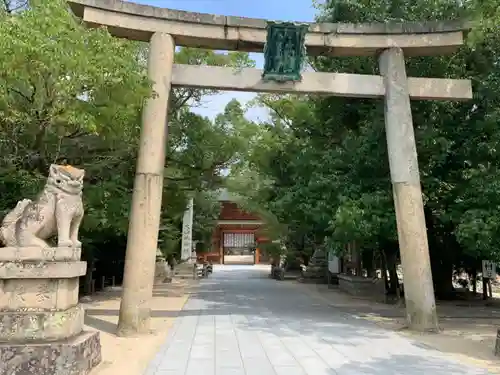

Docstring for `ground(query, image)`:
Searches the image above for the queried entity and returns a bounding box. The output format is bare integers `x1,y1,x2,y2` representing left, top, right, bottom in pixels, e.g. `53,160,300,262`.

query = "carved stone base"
0,246,81,262
0,304,84,342
174,262,196,279
0,330,101,375
154,260,172,285
338,274,385,298
0,246,98,374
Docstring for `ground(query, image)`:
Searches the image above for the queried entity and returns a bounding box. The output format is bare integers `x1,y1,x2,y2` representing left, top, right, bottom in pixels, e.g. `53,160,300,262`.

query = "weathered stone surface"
0,330,101,375
0,277,79,311
67,0,467,57
0,247,81,262
180,198,194,262
300,249,328,283
0,163,101,373
67,0,468,33
0,164,85,249
174,262,196,280
338,274,385,297
169,65,472,101
379,47,438,331
0,304,84,342
116,32,174,337
316,20,468,34
154,260,172,284
0,261,86,279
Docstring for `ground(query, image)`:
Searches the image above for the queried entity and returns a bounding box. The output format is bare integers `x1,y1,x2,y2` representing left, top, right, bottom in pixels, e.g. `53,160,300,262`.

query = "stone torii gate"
68,0,472,335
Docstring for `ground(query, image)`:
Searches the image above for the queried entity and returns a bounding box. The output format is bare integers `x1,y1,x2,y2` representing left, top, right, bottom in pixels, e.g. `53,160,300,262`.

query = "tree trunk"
385,250,399,295
472,268,477,294
483,277,489,300
425,207,455,299
432,260,454,299
350,241,362,276
380,238,401,297
362,249,374,278
381,251,390,292
388,260,400,295
83,257,94,296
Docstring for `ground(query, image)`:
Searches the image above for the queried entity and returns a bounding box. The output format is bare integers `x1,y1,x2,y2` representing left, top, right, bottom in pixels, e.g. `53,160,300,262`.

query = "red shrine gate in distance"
198,189,270,265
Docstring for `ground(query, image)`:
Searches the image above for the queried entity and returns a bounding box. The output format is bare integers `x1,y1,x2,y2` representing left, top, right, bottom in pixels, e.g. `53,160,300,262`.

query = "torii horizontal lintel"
171,65,472,101
67,0,468,57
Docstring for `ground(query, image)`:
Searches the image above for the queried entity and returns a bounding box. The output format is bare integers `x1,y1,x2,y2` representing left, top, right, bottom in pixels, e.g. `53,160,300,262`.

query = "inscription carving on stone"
4,280,55,310
182,224,191,241
42,247,55,260
0,164,85,248
13,283,26,305
0,280,6,309
36,282,51,304
181,198,194,261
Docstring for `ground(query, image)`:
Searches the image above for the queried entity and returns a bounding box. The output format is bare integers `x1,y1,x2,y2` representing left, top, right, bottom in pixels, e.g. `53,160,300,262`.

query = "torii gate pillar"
117,32,174,336
379,47,438,331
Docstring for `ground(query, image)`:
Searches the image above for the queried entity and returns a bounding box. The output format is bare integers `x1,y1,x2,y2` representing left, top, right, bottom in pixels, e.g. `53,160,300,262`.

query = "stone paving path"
144,265,494,375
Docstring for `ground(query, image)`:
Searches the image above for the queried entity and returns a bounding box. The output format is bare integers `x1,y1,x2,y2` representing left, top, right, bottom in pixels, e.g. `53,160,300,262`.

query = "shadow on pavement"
85,265,497,374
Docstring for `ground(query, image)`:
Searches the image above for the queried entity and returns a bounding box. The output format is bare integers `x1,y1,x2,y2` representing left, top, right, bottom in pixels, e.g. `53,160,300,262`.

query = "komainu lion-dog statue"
0,164,85,248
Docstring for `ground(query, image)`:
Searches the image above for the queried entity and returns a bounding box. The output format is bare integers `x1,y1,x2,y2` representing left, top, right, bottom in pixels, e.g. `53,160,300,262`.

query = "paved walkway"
144,265,494,375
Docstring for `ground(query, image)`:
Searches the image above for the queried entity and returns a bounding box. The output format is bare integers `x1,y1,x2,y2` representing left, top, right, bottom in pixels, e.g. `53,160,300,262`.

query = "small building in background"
198,189,270,265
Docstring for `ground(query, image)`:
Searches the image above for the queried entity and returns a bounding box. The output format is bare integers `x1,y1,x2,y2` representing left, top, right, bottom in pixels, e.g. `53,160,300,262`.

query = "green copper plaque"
262,21,308,82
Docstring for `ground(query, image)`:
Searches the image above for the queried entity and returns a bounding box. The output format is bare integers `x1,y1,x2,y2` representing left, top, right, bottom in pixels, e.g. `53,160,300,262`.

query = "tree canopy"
228,0,500,297
0,0,254,264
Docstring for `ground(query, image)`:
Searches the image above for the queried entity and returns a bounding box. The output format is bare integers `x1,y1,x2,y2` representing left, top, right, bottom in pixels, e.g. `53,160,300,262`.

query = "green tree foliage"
232,0,500,297
0,0,254,266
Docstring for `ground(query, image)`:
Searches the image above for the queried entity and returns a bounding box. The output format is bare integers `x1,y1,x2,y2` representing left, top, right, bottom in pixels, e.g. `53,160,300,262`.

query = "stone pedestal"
154,259,172,284
299,249,328,283
0,247,101,375
174,262,197,280
338,274,385,298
